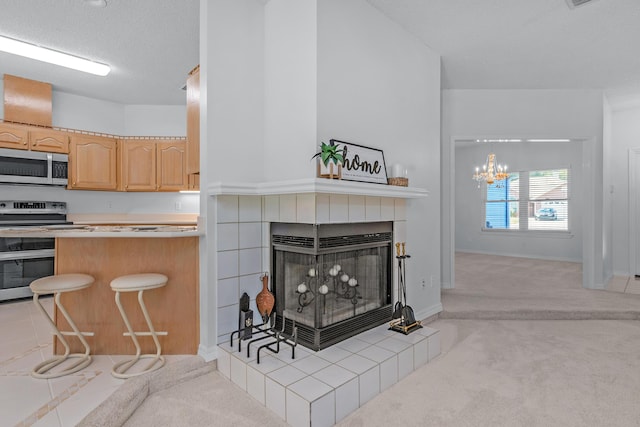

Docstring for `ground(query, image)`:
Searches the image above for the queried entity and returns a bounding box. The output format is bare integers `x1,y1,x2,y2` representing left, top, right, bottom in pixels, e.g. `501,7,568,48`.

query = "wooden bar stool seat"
30,274,95,379
110,273,168,378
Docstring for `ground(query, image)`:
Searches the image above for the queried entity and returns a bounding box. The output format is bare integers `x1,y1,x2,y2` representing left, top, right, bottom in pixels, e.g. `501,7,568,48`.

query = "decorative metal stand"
295,264,362,315
389,242,422,335
230,313,298,364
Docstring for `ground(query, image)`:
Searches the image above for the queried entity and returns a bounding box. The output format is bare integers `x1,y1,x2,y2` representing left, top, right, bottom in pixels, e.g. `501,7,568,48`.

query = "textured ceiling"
366,0,640,96
1,0,639,107
0,0,198,105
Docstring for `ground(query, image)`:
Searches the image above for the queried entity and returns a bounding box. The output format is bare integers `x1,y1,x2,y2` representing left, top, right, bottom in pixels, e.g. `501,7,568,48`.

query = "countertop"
0,224,202,238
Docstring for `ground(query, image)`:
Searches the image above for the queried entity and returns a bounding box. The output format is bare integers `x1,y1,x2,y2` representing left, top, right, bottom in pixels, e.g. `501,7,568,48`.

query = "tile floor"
0,297,188,427
217,323,441,427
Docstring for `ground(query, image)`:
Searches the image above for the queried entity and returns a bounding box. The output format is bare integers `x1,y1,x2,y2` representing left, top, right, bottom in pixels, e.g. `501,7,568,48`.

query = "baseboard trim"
198,344,218,362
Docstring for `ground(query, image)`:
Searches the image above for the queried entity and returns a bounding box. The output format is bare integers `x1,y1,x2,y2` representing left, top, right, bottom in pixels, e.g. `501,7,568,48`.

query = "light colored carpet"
80,253,640,426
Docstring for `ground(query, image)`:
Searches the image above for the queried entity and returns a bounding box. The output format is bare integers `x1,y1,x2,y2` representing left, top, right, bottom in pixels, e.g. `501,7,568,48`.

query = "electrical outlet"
421,279,426,288
175,201,182,211
107,200,112,209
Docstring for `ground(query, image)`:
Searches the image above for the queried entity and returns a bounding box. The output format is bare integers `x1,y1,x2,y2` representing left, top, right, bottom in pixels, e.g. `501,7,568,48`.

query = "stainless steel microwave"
0,147,68,186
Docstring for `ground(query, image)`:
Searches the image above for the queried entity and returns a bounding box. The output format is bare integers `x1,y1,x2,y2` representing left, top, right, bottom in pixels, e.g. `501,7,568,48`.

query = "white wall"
610,100,640,276
263,0,317,181
123,105,186,136
317,0,442,318
455,142,583,261
52,91,125,134
442,89,606,288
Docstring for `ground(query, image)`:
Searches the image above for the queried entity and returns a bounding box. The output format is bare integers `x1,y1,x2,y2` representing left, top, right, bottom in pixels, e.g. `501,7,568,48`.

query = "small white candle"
308,268,316,277
297,283,307,294
318,284,329,295
333,264,341,272
348,278,358,287
329,268,338,277
340,274,350,283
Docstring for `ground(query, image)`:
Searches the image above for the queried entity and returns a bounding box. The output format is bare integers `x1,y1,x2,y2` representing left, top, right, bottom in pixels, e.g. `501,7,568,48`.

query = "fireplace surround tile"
380,198,395,220
290,355,332,375
329,194,349,222
239,248,262,276
334,377,359,422
239,195,262,222
217,195,239,223
413,337,429,369
394,198,407,220
286,378,335,427
230,355,248,390
336,353,377,375
398,347,415,380
239,222,262,249
217,250,239,279
316,194,330,223
335,337,370,354
348,195,366,222
263,196,280,222
365,196,381,221
358,366,381,405
217,277,239,307
217,223,239,251
379,355,399,391
280,195,297,222
296,193,316,223
428,331,441,361
315,345,351,363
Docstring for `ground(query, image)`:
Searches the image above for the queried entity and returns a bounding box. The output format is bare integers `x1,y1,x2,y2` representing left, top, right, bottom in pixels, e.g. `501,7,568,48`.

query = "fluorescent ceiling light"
0,35,110,76
475,139,521,143
527,139,571,142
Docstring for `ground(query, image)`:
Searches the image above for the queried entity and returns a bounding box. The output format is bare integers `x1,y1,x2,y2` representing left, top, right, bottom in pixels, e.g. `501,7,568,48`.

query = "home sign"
331,139,388,185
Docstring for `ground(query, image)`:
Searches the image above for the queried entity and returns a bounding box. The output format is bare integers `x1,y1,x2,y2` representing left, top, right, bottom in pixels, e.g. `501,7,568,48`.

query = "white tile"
217,277,239,307
381,198,395,221
358,344,395,364
329,194,349,223
261,222,270,248
239,222,262,249
217,250,239,279
336,337,370,353
216,346,231,378
230,355,247,390
335,377,359,422
316,194,330,224
217,304,240,336
394,198,407,220
239,196,262,222
356,328,389,345
217,195,239,223
414,336,429,369
336,353,377,375
359,366,380,405
316,345,351,363
348,195,366,222
376,336,412,354
246,365,266,404
365,196,381,221
239,274,263,301
263,196,280,222
217,223,239,251
239,248,262,276
394,221,407,246
296,193,316,224
290,355,331,375
267,365,307,387
280,195,297,223
285,387,310,427
246,354,287,374
265,378,286,420
288,375,333,403
398,347,414,380
311,390,336,427
428,331,441,361
261,248,270,281
312,364,357,388
380,355,399,391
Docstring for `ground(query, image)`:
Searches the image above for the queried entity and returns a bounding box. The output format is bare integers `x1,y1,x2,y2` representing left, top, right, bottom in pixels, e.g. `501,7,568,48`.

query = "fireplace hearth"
271,221,393,350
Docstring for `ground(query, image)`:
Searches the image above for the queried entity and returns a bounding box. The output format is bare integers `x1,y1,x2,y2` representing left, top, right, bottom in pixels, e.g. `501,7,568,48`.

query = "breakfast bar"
0,225,201,356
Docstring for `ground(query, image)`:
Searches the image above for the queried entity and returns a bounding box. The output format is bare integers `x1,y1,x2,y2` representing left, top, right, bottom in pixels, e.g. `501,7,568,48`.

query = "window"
484,168,569,232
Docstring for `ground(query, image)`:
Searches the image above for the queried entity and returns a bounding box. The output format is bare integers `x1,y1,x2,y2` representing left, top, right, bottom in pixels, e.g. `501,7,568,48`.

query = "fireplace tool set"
230,273,298,364
389,242,422,335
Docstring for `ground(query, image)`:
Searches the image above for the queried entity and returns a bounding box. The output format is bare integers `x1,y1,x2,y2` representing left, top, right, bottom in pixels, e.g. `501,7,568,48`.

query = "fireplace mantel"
207,179,428,198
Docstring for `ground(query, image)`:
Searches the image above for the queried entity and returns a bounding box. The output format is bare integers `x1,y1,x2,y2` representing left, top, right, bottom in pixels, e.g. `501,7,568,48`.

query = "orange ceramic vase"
256,274,275,318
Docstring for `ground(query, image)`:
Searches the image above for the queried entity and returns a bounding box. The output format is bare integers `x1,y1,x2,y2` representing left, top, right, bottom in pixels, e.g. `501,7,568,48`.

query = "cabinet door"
29,129,69,153
0,122,29,150
68,135,117,190
157,141,187,191
120,140,157,191
186,66,199,175
188,173,200,191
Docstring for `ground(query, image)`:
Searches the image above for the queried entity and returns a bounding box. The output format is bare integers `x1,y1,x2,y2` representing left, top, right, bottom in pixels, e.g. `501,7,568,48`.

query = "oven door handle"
0,249,55,261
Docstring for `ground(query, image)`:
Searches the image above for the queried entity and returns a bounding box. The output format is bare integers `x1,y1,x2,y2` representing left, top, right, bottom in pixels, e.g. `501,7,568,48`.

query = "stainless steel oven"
0,201,68,301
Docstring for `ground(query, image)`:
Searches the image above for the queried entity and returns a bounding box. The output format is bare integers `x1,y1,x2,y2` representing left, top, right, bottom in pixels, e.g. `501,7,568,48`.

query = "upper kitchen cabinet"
186,66,199,176
157,140,187,191
0,122,29,150
118,139,157,191
68,135,117,190
29,129,69,153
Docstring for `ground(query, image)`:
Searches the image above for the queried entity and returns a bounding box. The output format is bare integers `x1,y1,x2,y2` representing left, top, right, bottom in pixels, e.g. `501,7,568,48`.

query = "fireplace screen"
272,222,392,350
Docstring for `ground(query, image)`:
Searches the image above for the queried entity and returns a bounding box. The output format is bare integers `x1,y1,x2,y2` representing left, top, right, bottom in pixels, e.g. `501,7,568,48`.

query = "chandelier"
472,153,509,186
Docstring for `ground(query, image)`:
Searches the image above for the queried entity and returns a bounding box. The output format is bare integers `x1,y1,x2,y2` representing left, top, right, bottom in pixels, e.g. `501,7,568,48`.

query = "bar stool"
30,274,95,379
110,273,168,378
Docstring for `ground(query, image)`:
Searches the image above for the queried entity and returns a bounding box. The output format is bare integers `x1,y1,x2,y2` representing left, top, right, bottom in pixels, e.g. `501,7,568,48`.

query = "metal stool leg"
32,293,93,379
112,290,166,378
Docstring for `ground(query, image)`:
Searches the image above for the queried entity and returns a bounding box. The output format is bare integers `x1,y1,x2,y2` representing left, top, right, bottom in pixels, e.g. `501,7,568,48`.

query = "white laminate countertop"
0,224,202,238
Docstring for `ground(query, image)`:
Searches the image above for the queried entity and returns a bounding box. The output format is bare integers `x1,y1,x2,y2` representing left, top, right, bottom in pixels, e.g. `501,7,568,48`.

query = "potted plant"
312,140,344,179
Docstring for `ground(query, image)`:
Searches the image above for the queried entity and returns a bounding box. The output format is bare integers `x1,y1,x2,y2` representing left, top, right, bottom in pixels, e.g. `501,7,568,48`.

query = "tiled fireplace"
212,183,437,426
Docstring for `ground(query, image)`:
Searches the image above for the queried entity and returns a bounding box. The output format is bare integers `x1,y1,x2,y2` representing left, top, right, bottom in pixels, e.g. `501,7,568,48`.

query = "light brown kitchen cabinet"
0,122,30,150
118,139,186,192
118,139,157,191
187,173,200,191
157,141,187,191
186,66,199,175
68,135,117,190
29,129,69,153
